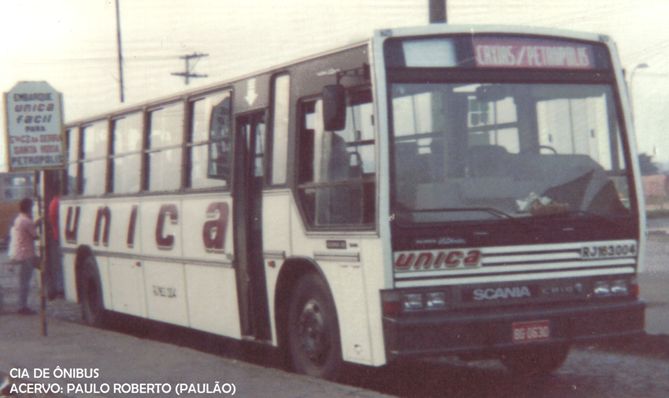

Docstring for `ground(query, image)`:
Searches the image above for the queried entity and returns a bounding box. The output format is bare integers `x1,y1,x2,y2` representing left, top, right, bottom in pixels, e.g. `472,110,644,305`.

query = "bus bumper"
383,300,645,359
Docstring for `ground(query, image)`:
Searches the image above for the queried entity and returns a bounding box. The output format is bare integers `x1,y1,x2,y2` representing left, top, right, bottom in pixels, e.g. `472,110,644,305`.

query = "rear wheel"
500,344,570,376
80,256,107,327
287,274,342,380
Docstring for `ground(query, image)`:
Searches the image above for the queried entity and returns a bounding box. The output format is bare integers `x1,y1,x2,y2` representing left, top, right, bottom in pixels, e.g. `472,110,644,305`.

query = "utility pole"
429,0,447,23
171,53,209,85
115,0,125,102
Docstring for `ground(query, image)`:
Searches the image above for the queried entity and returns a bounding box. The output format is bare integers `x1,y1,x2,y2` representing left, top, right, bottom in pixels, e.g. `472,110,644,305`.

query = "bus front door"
234,112,271,341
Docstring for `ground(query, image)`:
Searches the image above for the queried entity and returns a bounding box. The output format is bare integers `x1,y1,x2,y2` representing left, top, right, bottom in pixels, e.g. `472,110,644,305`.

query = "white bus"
61,25,645,379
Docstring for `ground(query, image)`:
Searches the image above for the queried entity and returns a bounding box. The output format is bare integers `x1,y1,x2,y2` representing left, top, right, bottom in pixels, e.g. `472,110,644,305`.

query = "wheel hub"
298,299,330,364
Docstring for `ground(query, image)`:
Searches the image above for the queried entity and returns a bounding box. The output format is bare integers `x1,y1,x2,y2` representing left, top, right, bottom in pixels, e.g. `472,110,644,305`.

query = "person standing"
11,198,41,315
47,192,64,299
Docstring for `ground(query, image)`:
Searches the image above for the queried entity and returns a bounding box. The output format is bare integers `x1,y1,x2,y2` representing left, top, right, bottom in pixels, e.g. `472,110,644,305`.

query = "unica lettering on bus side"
59,24,644,380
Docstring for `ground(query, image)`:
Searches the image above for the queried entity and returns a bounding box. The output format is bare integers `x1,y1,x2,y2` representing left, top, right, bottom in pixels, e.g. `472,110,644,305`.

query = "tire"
287,273,342,380
80,256,107,327
500,344,570,377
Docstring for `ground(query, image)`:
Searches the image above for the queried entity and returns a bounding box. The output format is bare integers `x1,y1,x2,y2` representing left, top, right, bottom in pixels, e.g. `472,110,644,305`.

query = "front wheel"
500,344,570,376
79,256,107,327
287,274,342,380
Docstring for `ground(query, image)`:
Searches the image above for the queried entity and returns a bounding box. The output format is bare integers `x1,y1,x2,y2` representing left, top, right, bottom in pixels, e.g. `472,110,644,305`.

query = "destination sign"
385,35,607,70
473,37,595,70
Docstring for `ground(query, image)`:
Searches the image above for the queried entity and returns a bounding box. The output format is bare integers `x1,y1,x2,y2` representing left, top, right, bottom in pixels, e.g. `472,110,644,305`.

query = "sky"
2,0,668,170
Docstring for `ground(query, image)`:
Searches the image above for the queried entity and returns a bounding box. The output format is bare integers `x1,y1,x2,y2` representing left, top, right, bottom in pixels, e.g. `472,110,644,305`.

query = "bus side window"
148,102,184,192
81,120,108,196
65,128,80,195
189,90,231,189
111,112,143,194
270,74,290,185
208,97,232,182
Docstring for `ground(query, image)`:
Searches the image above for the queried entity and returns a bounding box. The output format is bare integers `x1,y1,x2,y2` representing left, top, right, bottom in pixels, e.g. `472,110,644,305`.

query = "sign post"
4,81,65,337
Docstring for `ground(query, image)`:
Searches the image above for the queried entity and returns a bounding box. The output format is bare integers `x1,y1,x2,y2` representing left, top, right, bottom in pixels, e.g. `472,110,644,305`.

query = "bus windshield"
390,82,632,223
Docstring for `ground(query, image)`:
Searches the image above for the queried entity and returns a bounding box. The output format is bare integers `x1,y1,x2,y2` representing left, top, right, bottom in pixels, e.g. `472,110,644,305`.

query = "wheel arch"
274,256,334,351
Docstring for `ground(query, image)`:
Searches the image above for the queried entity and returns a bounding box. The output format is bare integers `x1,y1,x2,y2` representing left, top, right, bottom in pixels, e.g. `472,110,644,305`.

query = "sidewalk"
0,262,42,316
0,264,387,398
0,303,387,398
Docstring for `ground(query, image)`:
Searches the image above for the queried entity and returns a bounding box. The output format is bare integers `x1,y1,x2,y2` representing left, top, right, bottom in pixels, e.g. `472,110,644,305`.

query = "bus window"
148,102,184,192
111,113,143,194
252,118,266,178
467,95,520,153
81,121,108,196
190,91,230,188
208,97,232,182
298,90,376,228
537,90,620,170
271,74,290,185
65,128,80,195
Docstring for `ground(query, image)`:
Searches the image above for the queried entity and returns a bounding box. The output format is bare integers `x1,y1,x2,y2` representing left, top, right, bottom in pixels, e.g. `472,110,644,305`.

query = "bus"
60,24,645,379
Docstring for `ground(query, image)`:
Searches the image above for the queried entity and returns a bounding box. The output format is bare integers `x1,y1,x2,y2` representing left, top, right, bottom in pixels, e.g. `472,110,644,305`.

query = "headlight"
610,280,629,295
426,292,446,309
402,292,448,311
402,293,423,311
593,279,630,298
593,281,611,297
382,290,449,315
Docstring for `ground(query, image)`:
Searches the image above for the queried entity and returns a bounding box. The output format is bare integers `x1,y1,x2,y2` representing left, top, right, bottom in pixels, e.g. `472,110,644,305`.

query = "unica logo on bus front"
393,249,482,272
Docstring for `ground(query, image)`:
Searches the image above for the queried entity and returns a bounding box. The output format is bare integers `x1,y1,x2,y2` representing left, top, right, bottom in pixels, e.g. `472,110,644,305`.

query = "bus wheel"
500,344,570,376
287,274,342,380
80,256,106,327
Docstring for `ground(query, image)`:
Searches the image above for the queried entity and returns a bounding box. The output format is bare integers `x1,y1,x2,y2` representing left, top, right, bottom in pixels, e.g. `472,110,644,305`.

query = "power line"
170,52,209,85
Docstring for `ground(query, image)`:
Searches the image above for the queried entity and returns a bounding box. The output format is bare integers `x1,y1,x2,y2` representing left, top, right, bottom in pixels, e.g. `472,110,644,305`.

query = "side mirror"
322,85,346,131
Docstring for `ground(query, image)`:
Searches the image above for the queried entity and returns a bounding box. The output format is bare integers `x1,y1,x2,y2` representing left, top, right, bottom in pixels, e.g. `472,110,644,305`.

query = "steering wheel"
539,145,557,154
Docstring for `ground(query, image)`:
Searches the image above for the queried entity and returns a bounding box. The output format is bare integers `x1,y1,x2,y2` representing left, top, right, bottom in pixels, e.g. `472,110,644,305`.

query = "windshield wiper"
410,207,512,218
396,207,529,225
536,209,624,227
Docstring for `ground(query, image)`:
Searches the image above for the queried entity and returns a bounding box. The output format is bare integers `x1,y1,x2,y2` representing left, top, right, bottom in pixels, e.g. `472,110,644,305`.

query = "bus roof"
375,24,611,44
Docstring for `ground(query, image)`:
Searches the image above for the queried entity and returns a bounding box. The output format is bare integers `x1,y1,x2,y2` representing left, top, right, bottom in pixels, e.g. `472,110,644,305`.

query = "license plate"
512,320,550,343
